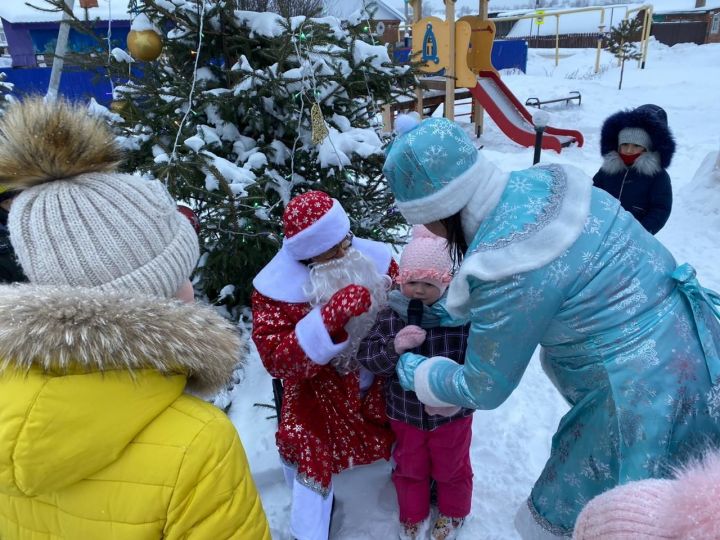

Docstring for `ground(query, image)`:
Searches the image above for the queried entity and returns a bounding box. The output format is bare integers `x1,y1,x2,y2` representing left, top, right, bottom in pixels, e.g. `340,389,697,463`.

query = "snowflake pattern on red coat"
283,191,334,238
251,287,394,495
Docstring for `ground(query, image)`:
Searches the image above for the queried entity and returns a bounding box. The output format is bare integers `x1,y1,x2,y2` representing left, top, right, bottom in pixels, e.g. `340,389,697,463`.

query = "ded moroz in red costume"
252,191,396,496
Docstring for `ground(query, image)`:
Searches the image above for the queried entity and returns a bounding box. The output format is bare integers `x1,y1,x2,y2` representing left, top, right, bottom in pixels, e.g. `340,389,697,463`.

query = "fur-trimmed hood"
600,104,675,169
599,149,663,176
0,284,243,396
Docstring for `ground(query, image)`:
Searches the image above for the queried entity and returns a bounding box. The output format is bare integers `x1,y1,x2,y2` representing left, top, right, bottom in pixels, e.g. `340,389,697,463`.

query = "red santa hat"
282,190,351,261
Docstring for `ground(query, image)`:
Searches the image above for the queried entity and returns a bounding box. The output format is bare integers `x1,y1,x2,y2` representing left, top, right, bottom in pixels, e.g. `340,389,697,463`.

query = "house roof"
323,0,405,22
654,0,720,14
0,0,131,24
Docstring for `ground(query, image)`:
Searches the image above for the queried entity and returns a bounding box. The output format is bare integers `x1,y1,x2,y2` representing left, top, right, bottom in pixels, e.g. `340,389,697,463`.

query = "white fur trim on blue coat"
447,164,592,318
396,153,493,225
414,356,459,407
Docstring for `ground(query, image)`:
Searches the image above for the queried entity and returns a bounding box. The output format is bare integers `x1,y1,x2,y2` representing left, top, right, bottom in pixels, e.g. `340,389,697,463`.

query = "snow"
129,13,158,32
506,5,640,37
230,40,720,539
380,0,720,18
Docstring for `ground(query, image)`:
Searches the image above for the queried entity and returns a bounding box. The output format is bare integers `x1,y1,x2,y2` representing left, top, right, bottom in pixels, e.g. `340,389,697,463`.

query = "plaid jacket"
357,307,473,430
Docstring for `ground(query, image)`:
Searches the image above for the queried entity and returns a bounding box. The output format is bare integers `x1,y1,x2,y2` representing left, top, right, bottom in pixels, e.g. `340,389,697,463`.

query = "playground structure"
386,2,653,152
384,0,583,153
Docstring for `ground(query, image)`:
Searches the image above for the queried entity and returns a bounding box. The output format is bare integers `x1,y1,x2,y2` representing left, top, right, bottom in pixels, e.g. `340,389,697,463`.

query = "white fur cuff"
414,356,459,407
295,306,349,365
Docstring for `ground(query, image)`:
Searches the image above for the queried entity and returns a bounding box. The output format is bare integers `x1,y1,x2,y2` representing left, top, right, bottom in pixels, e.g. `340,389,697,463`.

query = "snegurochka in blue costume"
382,115,720,539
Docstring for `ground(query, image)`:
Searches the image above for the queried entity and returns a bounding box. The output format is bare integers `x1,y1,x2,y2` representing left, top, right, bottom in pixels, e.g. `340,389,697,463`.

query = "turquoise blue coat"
398,164,720,536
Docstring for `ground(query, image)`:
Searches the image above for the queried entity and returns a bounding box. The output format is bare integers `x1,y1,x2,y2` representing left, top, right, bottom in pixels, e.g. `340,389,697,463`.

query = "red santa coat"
251,237,397,495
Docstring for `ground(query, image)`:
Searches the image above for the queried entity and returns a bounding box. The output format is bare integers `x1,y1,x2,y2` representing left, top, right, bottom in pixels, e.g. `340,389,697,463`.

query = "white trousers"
282,463,334,540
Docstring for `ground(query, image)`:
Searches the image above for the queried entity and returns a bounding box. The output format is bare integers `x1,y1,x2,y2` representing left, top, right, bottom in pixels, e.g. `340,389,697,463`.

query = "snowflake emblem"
583,215,603,235
707,384,720,421
508,176,532,194
647,251,666,273
524,196,544,216
431,120,455,140
421,144,448,168
548,260,570,284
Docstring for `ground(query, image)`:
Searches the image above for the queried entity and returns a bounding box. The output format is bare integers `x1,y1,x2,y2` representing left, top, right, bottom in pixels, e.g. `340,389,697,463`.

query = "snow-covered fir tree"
48,0,414,317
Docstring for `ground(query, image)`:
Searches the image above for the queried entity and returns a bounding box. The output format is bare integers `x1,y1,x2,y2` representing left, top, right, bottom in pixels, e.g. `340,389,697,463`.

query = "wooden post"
413,0,423,117
595,7,605,74
472,0,488,136
47,0,76,102
382,104,394,132
445,0,455,121
555,15,560,66
640,6,653,69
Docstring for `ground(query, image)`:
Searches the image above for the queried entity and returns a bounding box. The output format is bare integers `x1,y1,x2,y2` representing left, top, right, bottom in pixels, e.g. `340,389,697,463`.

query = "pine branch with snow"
75,0,415,317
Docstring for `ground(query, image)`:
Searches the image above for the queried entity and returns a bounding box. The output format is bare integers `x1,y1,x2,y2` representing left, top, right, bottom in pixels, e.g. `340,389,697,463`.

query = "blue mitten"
396,352,429,391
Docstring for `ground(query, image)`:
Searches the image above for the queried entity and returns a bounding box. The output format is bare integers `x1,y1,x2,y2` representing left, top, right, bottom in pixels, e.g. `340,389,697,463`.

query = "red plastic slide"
469,70,584,153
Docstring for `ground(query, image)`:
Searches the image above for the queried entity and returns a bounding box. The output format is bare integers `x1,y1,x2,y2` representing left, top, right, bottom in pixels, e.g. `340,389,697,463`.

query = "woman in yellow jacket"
0,98,270,540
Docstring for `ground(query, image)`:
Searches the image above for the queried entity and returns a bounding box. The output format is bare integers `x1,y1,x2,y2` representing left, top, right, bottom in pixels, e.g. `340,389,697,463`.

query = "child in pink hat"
358,226,473,540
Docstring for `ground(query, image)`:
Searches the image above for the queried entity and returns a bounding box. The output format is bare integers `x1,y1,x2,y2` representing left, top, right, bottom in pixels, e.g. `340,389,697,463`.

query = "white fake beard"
304,246,391,374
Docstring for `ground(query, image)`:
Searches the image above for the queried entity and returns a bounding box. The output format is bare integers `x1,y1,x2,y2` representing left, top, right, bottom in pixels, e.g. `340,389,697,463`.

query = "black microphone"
407,299,424,327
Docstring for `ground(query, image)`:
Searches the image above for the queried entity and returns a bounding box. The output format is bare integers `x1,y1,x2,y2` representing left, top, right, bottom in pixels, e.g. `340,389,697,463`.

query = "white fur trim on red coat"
295,306,349,365
283,199,350,261
253,237,392,304
414,356,459,407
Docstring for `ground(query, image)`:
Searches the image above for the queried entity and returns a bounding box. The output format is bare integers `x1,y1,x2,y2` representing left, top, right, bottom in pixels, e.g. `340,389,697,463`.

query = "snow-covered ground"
230,40,720,539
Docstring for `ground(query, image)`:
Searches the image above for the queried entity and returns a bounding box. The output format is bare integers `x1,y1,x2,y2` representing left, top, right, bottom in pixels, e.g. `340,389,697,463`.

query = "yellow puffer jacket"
0,285,270,540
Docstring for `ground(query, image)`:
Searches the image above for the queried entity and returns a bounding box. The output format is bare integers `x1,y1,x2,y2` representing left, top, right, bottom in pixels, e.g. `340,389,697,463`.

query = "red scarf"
619,152,642,166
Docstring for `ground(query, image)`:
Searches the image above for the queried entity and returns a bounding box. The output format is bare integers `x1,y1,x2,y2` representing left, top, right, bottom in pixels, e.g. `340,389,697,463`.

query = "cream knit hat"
0,98,198,298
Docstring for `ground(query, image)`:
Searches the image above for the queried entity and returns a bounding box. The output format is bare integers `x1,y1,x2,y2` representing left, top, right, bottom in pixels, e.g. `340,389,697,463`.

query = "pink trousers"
390,416,473,524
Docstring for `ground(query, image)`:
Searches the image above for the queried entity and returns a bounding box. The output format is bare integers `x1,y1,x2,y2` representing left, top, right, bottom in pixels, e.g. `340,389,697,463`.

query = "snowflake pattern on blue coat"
402,166,720,536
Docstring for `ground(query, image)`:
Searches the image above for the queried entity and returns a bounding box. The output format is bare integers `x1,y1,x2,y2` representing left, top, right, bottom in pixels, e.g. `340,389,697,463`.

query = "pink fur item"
573,451,720,539
394,324,427,354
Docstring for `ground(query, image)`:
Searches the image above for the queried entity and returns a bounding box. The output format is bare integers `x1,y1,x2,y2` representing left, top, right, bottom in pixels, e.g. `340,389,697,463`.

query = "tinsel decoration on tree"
0,73,13,114
49,0,415,319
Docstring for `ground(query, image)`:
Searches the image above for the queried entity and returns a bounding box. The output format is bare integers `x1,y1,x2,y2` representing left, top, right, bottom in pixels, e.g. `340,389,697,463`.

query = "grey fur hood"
0,284,244,396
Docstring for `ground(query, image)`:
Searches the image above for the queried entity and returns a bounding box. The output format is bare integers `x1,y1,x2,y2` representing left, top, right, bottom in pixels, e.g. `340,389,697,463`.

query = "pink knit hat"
397,225,453,294
573,451,720,539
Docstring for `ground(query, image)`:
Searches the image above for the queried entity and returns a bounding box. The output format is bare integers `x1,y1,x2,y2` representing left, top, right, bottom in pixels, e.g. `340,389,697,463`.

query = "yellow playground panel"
459,16,498,75
411,17,477,89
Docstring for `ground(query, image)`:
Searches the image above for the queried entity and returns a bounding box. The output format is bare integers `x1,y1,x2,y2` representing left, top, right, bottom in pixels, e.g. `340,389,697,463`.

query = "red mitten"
321,284,372,334
393,325,427,354
425,405,461,417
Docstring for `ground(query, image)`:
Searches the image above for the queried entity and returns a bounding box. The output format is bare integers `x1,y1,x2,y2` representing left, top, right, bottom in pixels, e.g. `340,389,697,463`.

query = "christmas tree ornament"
311,102,329,145
127,28,163,61
109,100,129,114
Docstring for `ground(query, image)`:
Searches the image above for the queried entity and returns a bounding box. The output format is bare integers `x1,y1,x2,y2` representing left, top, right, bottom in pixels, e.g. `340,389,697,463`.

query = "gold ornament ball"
127,29,163,62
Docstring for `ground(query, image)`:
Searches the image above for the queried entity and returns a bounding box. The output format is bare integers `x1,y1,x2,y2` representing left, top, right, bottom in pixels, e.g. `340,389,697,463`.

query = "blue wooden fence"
0,67,115,104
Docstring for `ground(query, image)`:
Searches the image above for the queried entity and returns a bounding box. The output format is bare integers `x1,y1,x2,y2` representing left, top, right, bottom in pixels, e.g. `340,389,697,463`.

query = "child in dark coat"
593,104,676,234
357,226,473,540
